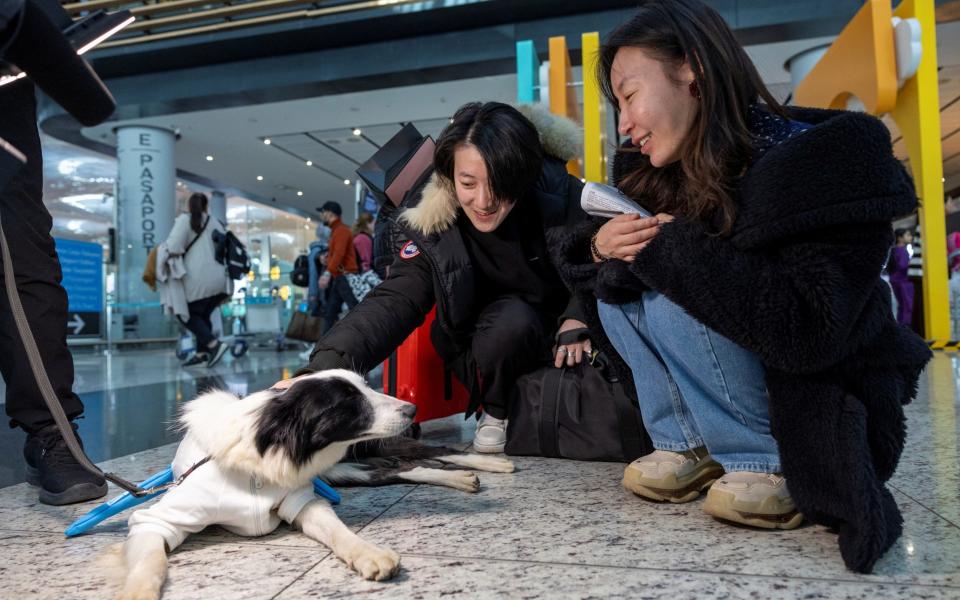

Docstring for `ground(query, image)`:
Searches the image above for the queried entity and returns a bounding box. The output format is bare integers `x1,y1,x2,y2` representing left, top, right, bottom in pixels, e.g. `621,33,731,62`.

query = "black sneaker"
206,341,229,368
23,423,108,505
182,352,210,367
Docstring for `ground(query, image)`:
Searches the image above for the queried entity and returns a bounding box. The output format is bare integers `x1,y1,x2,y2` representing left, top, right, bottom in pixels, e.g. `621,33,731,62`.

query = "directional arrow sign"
68,314,86,335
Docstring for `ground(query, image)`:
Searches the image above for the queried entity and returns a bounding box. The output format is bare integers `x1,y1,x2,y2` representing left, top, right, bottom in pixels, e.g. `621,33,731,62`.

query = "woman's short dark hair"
894,228,911,240
434,102,543,205
598,0,787,235
188,192,208,234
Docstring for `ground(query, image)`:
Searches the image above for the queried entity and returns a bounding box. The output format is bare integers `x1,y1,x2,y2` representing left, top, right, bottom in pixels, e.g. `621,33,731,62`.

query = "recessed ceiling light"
343,179,351,185
297,191,303,196
206,155,214,161
306,160,313,166
256,175,264,181
263,138,271,145
352,128,362,136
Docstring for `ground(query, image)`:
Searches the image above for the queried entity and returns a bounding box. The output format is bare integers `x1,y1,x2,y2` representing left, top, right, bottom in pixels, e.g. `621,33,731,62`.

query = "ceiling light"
256,175,263,181
352,128,362,136
297,191,303,196
343,179,351,185
263,138,271,145
206,155,214,161
306,160,313,166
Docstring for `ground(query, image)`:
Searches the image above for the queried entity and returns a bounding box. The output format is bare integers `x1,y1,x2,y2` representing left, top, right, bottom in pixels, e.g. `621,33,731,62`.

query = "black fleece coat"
550,107,932,573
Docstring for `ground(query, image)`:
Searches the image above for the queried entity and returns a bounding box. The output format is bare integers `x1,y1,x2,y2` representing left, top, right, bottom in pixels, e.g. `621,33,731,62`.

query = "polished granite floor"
0,348,957,599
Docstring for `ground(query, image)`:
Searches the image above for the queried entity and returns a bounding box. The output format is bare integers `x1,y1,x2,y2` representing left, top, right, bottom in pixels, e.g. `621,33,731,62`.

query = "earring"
689,81,700,99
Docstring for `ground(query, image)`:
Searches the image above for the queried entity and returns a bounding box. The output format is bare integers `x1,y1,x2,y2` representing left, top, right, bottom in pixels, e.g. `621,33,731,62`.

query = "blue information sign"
54,238,103,337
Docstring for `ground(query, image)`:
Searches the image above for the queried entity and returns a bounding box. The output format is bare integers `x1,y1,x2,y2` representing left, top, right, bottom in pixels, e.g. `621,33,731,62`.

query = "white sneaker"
473,413,507,454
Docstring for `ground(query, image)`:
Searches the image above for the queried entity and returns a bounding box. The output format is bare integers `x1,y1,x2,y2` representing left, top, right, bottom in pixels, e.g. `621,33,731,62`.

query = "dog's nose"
400,403,417,418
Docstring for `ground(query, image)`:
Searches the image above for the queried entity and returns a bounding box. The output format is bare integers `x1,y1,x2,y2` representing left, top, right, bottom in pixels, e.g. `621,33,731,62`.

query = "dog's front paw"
350,544,401,581
476,456,515,473
115,584,162,600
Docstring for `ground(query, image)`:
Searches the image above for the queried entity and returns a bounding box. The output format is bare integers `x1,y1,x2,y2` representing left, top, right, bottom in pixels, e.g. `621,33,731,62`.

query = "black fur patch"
255,377,374,466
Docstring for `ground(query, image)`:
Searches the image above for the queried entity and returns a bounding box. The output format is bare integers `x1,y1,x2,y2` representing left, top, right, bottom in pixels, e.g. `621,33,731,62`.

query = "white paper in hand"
581,182,653,218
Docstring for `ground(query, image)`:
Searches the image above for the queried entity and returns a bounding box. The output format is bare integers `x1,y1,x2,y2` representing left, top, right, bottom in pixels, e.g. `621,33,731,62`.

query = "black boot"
23,422,107,505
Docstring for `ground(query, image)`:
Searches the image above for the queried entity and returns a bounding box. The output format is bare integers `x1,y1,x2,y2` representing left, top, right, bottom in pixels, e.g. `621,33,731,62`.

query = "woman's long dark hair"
434,102,543,205
598,0,787,234
188,192,208,234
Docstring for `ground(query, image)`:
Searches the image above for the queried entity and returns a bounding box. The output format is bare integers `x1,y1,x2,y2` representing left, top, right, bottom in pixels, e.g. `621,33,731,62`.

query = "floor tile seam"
269,554,337,600
395,552,960,589
889,484,960,529
352,486,423,535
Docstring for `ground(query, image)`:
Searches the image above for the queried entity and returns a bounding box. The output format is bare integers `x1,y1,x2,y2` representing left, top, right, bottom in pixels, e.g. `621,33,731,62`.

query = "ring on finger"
557,347,568,355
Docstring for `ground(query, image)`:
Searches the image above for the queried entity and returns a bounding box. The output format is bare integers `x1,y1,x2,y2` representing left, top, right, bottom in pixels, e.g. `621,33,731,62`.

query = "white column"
209,189,227,225
115,126,176,337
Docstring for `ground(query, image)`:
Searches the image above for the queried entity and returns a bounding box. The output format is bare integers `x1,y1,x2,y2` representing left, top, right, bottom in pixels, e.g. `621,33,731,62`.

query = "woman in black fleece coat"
551,0,931,573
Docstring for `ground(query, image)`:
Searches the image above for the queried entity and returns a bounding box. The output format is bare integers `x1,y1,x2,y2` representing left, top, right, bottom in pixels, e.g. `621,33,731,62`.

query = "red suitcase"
383,307,470,423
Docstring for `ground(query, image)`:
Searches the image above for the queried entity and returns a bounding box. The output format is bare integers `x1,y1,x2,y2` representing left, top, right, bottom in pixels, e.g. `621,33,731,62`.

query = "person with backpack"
165,192,233,367
317,201,359,331
307,224,330,316
352,211,374,273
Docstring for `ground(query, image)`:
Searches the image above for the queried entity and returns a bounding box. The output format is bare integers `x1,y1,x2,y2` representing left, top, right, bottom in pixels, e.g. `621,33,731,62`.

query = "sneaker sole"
622,463,724,503
25,465,108,506
702,488,804,530
472,441,506,454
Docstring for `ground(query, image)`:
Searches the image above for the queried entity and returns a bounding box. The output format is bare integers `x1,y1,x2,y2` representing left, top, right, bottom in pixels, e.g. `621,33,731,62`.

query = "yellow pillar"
891,0,949,342
581,32,607,184
548,35,582,177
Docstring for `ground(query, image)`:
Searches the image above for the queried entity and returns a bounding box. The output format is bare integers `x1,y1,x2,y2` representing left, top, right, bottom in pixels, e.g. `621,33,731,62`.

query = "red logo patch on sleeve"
399,241,420,260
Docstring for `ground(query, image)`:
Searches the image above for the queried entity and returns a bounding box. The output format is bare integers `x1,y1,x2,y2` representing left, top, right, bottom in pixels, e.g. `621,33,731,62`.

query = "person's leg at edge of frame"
642,291,802,529
0,79,106,505
597,298,723,504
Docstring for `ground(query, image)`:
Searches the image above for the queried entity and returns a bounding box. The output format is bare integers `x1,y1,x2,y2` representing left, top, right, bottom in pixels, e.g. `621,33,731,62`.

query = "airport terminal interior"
1,0,960,598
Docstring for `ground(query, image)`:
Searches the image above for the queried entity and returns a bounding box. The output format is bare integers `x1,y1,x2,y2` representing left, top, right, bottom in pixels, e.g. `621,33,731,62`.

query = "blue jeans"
598,293,780,473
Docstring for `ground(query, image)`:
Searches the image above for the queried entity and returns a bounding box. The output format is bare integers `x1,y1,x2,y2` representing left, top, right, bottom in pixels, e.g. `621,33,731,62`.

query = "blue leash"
65,465,341,537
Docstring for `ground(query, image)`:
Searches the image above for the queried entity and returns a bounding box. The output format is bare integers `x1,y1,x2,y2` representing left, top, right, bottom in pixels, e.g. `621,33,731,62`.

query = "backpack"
212,227,251,280
291,254,310,287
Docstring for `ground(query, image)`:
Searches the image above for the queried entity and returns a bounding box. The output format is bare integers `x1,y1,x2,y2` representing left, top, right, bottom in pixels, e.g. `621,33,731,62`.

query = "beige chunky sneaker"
702,472,803,529
622,448,724,503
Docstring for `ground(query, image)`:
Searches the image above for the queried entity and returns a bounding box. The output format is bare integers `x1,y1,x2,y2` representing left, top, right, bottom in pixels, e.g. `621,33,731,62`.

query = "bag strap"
610,378,645,460
556,327,590,346
184,216,209,255
538,367,565,458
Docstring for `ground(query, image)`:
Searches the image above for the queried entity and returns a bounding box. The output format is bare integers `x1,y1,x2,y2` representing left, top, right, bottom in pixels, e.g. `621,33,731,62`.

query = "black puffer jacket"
303,106,586,379
551,107,931,573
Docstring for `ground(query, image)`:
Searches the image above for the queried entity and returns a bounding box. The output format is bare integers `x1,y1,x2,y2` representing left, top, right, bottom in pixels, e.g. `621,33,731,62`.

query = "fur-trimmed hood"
400,104,581,237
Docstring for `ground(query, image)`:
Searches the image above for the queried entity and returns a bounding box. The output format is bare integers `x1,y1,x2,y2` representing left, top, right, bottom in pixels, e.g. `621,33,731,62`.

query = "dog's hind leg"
395,466,481,492
325,462,481,492
114,532,168,600
294,499,400,581
431,453,515,474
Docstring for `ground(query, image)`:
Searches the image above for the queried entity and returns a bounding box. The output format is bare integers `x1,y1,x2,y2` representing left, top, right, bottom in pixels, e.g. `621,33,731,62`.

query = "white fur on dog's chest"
127,434,315,551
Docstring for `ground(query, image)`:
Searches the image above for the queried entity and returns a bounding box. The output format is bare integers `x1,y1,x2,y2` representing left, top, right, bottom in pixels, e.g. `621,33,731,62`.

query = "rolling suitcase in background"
383,307,470,430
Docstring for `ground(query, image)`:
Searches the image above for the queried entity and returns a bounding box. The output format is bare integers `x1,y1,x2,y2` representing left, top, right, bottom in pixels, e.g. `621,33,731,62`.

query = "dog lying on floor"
106,369,514,600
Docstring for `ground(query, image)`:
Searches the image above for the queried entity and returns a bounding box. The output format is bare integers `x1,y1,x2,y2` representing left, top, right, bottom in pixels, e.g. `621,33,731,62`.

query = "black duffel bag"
505,330,651,462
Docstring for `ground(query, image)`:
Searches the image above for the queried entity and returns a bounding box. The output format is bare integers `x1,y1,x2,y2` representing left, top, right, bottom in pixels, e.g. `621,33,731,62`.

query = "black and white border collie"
108,370,513,600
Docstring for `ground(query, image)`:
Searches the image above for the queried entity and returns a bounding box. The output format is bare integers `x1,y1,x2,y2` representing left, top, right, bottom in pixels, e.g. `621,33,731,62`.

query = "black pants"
323,275,359,332
178,295,224,350
0,80,85,432
433,296,552,420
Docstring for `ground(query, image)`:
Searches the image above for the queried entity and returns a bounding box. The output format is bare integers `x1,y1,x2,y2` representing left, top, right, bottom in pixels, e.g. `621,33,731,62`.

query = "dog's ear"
255,376,374,466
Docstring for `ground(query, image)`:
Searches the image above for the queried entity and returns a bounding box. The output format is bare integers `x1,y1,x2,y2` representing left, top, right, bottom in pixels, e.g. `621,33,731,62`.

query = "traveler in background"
353,211,374,273
166,192,232,367
888,228,914,326
307,223,331,317
317,201,359,331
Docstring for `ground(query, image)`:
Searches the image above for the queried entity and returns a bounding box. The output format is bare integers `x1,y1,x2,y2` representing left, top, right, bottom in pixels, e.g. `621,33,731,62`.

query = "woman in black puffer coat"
550,0,930,573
